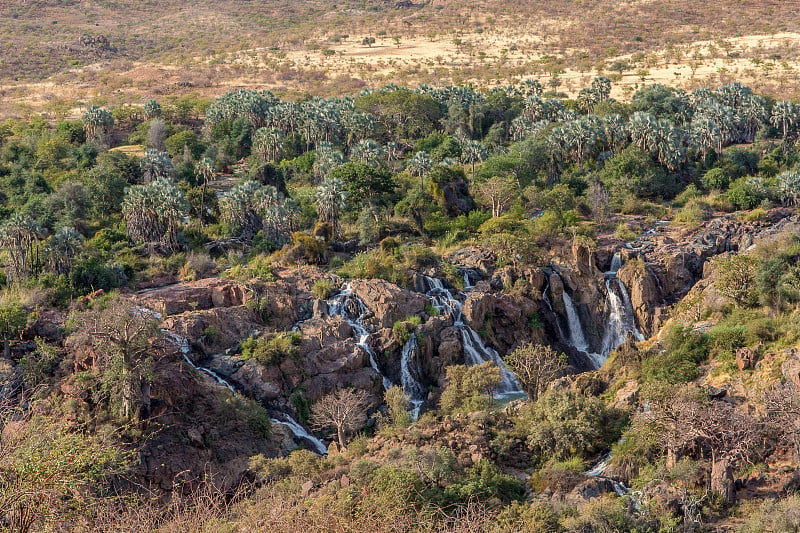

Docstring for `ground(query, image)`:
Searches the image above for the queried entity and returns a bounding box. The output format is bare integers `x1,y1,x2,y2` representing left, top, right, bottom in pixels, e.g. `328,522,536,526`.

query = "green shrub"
515,389,623,465
614,222,636,241
673,198,711,227
311,279,335,300
240,331,302,366
440,363,501,414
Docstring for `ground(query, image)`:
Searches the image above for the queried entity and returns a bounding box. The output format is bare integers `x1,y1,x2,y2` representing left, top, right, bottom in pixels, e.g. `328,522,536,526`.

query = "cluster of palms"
73,77,799,256
121,177,189,252
0,214,84,282
505,81,789,180
219,181,298,242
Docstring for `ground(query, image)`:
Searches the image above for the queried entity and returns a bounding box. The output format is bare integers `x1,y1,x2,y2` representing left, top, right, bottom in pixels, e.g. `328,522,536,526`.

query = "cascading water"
400,334,426,419
561,289,604,369
164,329,329,455
270,414,328,455
585,453,628,497
163,330,238,394
424,276,524,397
600,253,645,360
327,284,393,391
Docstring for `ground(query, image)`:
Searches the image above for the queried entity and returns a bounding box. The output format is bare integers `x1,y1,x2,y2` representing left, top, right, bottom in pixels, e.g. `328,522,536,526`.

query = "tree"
407,151,433,189
351,139,384,168
460,139,487,181
139,149,175,182
503,344,566,401
67,297,169,421
143,99,161,120
220,180,296,242
770,100,797,146
191,157,216,226
81,105,114,143
309,388,371,449
0,302,28,359
0,213,42,282
121,177,189,252
361,36,376,47
44,227,83,275
714,254,758,306
778,170,800,207
314,177,348,239
476,175,517,218
252,127,286,162
643,383,765,502
327,162,395,221
439,362,501,413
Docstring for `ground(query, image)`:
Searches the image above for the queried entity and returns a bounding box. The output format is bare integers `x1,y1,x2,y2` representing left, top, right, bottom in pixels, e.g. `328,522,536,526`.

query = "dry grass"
1,0,799,118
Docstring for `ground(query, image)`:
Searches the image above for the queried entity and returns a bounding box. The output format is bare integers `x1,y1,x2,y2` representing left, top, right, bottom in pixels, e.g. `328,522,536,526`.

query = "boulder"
735,346,759,370
138,278,248,316
613,381,639,408
350,279,427,329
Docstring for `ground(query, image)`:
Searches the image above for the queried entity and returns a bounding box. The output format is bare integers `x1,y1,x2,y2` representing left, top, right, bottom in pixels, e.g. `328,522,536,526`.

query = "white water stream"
424,276,524,397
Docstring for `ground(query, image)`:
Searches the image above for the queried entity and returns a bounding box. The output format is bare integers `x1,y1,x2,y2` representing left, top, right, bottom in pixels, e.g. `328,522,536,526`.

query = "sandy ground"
1,31,799,120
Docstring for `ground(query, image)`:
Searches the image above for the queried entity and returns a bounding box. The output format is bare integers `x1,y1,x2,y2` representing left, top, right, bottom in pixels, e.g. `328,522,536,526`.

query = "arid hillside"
2,0,800,118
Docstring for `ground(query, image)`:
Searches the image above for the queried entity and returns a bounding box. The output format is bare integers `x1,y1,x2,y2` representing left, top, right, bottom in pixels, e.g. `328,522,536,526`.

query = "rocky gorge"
108,208,800,488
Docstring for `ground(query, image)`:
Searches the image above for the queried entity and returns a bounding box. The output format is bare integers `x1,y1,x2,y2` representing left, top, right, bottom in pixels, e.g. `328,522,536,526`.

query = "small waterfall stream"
400,333,426,419
327,284,393,391
270,414,328,455
164,330,238,394
600,253,644,359
561,290,604,369
424,277,524,397
163,329,328,455
585,453,629,497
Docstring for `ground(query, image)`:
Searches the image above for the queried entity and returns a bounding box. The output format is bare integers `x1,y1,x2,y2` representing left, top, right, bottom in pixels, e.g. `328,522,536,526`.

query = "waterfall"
270,414,328,455
400,334,426,419
327,284,393,391
585,453,628,497
423,276,524,397
163,330,238,394
600,255,645,360
561,289,605,369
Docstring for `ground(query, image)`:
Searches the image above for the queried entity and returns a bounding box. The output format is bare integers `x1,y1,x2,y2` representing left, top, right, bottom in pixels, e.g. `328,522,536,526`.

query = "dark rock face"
440,175,475,217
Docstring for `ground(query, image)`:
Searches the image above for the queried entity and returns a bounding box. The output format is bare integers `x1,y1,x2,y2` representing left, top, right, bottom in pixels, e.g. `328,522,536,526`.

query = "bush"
440,363,501,414
673,198,711,227
311,279,336,300
641,324,709,384
515,389,622,466
726,177,763,210
240,331,302,366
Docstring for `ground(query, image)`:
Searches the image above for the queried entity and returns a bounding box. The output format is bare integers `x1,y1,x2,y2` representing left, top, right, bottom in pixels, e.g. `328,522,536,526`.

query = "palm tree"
690,118,721,161
313,143,346,181
122,177,189,252
628,112,658,151
351,139,384,168
82,105,114,143
770,100,797,146
315,178,348,239
602,114,628,154
143,99,161,120
195,157,216,226
252,127,286,162
140,149,175,182
0,213,42,281
45,227,83,275
460,139,487,181
407,151,433,189
778,171,800,207
591,76,612,102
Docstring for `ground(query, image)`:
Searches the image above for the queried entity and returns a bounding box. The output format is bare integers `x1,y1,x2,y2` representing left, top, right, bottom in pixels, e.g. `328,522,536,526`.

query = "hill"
2,1,800,118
